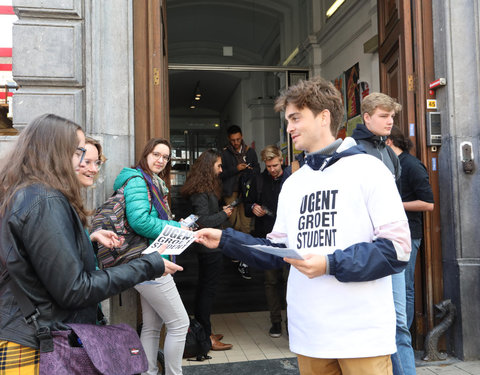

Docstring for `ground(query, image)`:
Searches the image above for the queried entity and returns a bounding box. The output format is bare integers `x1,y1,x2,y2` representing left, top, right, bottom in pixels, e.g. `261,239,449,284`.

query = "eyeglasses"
151,152,170,162
84,159,103,170
76,147,87,164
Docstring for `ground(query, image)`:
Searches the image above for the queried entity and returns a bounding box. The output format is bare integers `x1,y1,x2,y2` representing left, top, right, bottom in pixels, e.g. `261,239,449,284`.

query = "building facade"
1,0,478,360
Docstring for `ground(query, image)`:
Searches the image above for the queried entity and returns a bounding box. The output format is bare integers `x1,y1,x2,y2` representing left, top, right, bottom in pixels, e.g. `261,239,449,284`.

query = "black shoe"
237,262,252,279
269,322,282,338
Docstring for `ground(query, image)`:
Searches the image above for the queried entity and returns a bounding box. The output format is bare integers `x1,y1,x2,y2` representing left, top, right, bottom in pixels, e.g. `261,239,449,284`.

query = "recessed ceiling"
166,0,295,114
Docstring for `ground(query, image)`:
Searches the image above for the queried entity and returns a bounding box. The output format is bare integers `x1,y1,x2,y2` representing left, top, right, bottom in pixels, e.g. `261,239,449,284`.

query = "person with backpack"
181,149,234,351
113,138,189,375
0,114,182,374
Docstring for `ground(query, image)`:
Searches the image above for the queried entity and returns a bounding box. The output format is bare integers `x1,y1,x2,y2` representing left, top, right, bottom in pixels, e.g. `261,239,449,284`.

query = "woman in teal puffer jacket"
114,138,189,375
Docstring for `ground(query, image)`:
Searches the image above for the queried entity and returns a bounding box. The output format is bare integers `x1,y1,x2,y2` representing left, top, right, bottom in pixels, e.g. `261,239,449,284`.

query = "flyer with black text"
142,225,195,255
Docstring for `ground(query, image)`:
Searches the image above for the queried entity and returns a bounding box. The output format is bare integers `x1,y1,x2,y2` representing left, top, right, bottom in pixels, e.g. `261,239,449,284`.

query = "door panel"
378,0,442,350
133,0,170,161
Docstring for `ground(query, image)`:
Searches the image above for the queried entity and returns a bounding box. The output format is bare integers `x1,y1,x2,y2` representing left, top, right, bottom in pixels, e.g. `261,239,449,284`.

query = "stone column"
12,0,138,328
433,0,480,360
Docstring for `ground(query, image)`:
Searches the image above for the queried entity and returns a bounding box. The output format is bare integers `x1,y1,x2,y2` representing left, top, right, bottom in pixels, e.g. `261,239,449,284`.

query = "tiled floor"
182,311,480,375
182,311,294,367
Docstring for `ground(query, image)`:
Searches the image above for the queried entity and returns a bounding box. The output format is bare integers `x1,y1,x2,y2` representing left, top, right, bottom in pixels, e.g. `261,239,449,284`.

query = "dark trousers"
264,265,289,324
194,251,223,336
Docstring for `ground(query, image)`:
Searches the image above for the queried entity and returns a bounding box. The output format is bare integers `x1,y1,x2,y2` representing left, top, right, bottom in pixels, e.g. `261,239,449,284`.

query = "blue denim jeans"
391,271,416,375
405,238,422,329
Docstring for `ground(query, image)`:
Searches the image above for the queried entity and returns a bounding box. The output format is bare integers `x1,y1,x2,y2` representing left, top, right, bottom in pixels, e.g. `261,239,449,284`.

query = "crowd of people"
0,76,433,375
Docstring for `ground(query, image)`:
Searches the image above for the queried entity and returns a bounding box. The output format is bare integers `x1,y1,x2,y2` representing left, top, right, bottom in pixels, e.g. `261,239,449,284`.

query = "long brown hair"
135,138,172,190
0,113,89,225
181,149,222,199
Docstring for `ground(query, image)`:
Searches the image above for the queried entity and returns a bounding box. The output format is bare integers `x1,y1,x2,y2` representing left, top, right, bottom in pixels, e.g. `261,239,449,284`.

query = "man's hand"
90,230,124,249
195,228,222,249
284,254,327,279
252,203,266,217
237,163,253,171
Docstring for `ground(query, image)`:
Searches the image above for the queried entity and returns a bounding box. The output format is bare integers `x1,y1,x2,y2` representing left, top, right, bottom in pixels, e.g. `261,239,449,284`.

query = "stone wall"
11,0,138,327
433,0,480,360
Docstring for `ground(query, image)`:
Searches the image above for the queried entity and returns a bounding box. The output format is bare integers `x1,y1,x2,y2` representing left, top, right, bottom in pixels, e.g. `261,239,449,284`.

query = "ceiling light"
326,0,345,18
214,123,220,128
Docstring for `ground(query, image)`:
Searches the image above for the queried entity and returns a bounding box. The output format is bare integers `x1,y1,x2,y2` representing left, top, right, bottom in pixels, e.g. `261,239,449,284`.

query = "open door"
133,0,170,161
378,0,443,349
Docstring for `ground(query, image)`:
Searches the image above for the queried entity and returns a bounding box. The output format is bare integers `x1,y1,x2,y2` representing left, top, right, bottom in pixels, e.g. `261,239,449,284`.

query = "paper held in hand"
142,225,195,256
246,244,304,260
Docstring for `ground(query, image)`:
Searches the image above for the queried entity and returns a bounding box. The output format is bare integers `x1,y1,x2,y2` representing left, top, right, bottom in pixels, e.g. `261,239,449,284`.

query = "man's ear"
363,112,370,125
321,109,331,127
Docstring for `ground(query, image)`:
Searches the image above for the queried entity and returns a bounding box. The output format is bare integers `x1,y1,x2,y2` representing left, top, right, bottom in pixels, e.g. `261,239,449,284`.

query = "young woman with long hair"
181,149,233,350
113,138,189,375
0,114,181,374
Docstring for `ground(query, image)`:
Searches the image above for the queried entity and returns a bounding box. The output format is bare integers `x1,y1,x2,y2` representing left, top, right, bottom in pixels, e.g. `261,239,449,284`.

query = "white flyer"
246,244,304,260
142,225,195,256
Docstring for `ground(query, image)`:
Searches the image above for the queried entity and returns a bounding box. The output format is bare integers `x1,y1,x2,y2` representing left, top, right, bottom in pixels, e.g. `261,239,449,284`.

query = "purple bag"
39,323,148,375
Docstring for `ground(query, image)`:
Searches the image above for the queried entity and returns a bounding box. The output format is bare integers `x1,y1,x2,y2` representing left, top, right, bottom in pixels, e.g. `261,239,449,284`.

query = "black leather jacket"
0,184,166,349
189,192,228,253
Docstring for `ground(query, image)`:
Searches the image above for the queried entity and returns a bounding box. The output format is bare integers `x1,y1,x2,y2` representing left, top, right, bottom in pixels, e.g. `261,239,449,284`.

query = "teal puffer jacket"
113,168,180,241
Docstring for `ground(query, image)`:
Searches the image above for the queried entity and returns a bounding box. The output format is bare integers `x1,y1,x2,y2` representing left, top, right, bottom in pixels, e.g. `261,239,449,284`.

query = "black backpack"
182,318,212,361
91,176,150,268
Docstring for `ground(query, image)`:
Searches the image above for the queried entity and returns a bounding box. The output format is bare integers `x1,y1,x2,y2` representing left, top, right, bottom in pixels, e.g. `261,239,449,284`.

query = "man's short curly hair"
274,76,345,137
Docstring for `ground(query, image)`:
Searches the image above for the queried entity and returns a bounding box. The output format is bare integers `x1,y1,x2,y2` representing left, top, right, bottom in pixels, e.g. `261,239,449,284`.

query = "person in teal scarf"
113,138,189,375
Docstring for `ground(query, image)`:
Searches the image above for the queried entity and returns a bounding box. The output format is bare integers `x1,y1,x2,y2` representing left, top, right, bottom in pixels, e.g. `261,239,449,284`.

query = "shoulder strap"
121,175,153,214
3,270,54,352
386,146,401,180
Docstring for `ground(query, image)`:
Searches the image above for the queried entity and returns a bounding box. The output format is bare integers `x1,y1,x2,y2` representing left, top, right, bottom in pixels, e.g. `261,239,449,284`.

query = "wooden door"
378,0,443,349
133,0,170,161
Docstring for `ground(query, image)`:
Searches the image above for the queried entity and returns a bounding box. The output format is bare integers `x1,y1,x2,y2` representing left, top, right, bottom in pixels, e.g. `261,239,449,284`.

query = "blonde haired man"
245,145,288,337
352,92,416,375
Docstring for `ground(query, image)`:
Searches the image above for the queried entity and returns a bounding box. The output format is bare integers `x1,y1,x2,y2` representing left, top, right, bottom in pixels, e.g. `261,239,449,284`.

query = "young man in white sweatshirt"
195,76,411,375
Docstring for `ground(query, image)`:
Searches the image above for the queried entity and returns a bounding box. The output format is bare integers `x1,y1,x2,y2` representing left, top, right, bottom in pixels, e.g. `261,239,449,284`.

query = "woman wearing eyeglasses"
0,115,182,374
113,138,189,375
76,137,120,249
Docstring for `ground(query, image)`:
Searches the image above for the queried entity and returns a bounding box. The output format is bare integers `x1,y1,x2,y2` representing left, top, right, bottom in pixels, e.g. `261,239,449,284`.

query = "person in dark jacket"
181,149,233,350
351,95,402,192
352,92,415,375
0,114,181,374
220,125,260,279
386,126,434,328
244,145,289,338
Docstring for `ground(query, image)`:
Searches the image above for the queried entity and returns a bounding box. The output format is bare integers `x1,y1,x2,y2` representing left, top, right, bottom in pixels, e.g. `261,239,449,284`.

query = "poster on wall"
333,73,347,124
345,63,360,119
346,115,363,137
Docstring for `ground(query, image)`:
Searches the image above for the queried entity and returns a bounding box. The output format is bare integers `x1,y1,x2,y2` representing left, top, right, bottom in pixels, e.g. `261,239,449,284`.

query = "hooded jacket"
216,137,410,281
0,184,165,349
352,123,401,190
214,137,411,358
113,168,180,241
